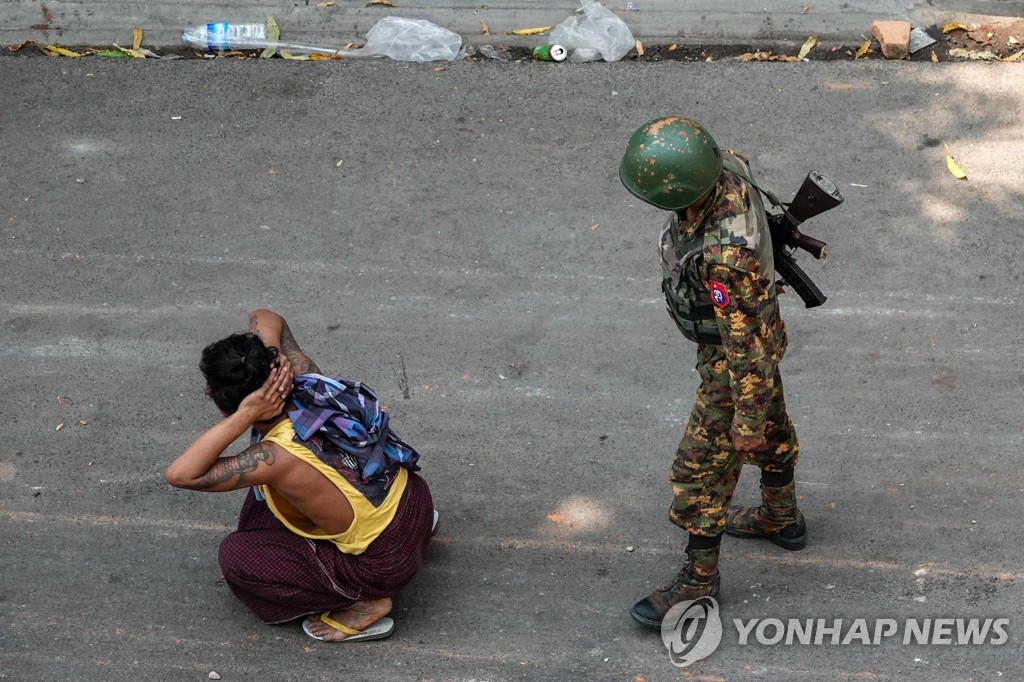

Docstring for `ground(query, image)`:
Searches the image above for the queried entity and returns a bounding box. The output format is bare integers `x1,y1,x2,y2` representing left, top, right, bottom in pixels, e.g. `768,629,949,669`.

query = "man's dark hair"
200,333,279,414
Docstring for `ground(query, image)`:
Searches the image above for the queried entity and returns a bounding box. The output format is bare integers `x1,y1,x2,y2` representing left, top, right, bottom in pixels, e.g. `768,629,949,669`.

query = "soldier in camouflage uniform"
619,117,807,629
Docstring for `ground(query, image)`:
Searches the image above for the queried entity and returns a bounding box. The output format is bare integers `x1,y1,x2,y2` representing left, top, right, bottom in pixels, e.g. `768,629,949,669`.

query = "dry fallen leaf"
930,49,938,62
1004,49,1024,62
280,50,312,60
854,39,872,58
943,143,967,180
797,35,817,59
942,22,971,33
480,19,490,35
46,45,85,57
667,43,678,51
802,4,810,12
511,26,552,36
366,0,394,6
316,0,336,6
310,52,340,60
79,420,88,426
948,47,999,60
635,39,644,57
132,27,143,51
55,423,65,432
113,43,146,58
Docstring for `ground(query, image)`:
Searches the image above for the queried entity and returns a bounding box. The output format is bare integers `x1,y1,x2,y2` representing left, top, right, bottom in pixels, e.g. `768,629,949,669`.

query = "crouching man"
165,308,435,642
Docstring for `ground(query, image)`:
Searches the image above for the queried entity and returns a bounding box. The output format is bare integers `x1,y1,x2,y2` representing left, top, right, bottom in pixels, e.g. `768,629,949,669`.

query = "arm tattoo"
196,443,276,490
280,323,321,374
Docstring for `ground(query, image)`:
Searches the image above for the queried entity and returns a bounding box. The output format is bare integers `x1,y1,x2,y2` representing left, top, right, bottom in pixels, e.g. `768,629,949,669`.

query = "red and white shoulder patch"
709,281,730,308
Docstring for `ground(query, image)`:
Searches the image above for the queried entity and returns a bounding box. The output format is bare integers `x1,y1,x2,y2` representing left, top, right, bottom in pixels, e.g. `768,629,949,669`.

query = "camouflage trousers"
669,343,799,536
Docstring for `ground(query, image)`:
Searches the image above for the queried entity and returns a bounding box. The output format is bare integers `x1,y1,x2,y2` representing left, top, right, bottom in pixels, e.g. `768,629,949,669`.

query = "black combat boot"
630,545,720,629
725,479,807,551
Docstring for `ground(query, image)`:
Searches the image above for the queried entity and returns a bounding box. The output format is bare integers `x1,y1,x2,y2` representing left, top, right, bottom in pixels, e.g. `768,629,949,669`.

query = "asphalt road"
1,57,1022,681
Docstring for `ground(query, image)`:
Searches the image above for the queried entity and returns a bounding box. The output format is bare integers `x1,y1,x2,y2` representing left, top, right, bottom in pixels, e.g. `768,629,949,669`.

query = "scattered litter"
532,44,567,61
55,422,65,431
854,39,873,58
913,595,927,602
132,27,143,51
208,673,221,681
171,116,182,120
569,47,601,62
316,0,336,6
479,45,512,60
736,51,800,62
79,420,89,426
367,0,395,6
550,0,635,62
75,178,85,184
480,19,490,35
626,546,634,552
849,183,867,188
634,39,644,57
626,2,640,10
183,17,464,62
908,27,936,53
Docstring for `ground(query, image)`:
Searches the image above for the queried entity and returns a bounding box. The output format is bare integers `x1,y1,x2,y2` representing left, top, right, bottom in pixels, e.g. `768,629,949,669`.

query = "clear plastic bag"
360,17,463,62
550,0,635,63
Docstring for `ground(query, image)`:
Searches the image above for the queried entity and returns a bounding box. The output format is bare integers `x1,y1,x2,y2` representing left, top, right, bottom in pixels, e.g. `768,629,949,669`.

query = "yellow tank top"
256,420,408,555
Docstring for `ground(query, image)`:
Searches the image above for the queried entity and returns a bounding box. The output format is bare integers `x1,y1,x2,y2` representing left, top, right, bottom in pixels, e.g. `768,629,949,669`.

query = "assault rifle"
766,171,843,308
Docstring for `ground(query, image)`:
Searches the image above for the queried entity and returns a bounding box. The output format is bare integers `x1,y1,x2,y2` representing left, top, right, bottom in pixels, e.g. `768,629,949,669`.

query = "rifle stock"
767,171,842,308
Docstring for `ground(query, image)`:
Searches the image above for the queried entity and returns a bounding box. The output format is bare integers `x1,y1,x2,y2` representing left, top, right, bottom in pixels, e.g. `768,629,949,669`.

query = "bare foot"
304,597,392,641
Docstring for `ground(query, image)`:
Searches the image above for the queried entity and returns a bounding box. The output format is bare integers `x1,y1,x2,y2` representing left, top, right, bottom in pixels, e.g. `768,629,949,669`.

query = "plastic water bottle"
182,23,269,51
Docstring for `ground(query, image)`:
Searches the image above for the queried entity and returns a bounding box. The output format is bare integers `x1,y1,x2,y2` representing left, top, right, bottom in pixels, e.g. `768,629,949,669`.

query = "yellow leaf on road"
261,16,280,59
931,49,938,62
942,22,971,33
132,27,143,51
854,39,872,58
46,45,85,57
367,0,394,5
943,144,967,180
511,26,552,35
480,19,490,35
316,0,336,6
797,35,817,59
112,43,146,58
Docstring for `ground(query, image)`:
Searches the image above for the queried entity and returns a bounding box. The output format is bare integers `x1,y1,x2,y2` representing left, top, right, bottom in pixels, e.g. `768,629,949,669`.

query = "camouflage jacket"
660,151,787,438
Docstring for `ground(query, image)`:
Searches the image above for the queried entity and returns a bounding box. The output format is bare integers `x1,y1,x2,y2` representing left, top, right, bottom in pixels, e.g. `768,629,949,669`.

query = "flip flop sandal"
302,613,395,642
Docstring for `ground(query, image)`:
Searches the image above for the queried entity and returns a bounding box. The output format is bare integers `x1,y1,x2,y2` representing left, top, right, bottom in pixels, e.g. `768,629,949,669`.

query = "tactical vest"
660,155,774,345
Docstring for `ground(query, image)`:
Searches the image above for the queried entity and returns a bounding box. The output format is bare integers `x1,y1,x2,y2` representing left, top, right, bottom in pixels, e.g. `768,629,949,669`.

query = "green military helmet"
619,117,723,210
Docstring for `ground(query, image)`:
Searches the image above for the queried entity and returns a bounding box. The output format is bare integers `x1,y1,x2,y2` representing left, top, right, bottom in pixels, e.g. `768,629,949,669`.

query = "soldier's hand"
731,428,766,453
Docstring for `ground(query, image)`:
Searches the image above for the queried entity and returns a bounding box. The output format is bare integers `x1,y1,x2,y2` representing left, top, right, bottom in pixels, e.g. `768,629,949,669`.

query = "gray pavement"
2,15,1024,682
1,0,1023,50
